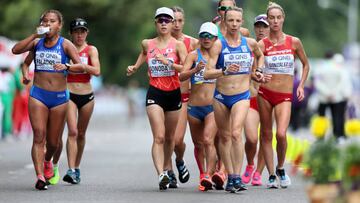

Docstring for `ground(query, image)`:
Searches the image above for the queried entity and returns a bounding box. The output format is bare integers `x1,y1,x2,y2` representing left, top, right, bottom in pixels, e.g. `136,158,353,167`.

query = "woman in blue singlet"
204,7,269,193
12,10,84,190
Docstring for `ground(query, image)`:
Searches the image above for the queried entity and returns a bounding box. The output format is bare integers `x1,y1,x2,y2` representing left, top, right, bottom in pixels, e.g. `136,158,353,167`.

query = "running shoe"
211,171,226,190
200,174,213,191
35,175,48,190
75,168,81,183
48,166,60,185
167,170,178,189
267,175,278,189
176,160,190,183
43,161,54,179
251,171,263,186
241,165,255,184
276,168,291,188
198,184,206,191
63,169,78,184
158,171,170,190
225,176,234,193
233,177,247,192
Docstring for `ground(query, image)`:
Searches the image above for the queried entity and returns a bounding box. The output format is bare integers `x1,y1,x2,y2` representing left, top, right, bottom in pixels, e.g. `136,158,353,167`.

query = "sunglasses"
199,32,216,39
156,17,173,24
218,6,231,11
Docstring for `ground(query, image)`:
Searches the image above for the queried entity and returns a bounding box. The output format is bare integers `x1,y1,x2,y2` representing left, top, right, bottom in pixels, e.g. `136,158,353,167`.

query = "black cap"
70,18,88,32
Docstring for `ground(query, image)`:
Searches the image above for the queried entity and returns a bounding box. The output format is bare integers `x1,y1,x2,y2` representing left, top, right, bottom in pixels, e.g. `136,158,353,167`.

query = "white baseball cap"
198,22,218,36
154,7,174,19
254,14,269,26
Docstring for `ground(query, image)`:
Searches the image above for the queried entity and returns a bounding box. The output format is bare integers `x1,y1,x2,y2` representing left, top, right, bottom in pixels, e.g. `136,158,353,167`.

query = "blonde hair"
224,6,243,20
266,2,285,17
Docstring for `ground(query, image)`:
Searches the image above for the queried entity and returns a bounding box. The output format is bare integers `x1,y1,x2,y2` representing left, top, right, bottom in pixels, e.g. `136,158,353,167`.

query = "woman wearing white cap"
257,2,309,189
179,22,218,191
126,7,187,190
204,7,268,193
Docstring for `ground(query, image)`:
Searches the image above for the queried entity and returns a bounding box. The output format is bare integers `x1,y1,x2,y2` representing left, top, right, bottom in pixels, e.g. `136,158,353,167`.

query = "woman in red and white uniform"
162,6,198,187
54,18,100,185
127,7,187,190
257,2,309,189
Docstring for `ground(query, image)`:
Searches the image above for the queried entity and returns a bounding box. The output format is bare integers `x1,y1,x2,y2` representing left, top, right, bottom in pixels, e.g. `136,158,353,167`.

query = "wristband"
167,60,174,68
255,68,263,73
222,67,228,76
65,63,71,71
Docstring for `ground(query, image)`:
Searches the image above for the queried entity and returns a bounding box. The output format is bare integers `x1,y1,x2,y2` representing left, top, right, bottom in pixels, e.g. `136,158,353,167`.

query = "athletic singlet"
35,37,69,73
216,36,254,75
263,35,295,75
146,38,180,91
67,45,92,83
191,49,216,85
183,36,191,53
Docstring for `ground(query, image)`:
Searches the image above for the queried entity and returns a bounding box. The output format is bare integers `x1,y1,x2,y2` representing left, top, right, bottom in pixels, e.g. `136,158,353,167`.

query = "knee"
261,129,273,143
47,139,59,151
203,136,214,147
219,130,231,143
154,136,165,145
32,129,46,145
246,136,258,147
276,130,287,142
231,129,242,142
77,130,86,140
68,127,78,138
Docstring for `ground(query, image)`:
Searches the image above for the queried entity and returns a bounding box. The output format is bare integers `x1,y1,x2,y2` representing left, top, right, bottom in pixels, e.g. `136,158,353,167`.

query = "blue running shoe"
75,168,81,183
225,176,235,193
167,170,178,188
63,169,78,184
233,177,247,192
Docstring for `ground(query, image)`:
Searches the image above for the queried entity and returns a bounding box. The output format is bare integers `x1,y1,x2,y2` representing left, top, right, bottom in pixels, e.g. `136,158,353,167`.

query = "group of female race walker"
12,0,309,193
127,0,309,193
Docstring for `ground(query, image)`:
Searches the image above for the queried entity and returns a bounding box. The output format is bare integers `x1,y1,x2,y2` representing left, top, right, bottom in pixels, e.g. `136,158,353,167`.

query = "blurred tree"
1,0,356,86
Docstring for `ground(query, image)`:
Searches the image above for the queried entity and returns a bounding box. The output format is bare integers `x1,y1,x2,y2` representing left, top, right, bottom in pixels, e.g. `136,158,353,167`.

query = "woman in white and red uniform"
257,2,309,189
127,7,187,190
53,18,100,185
161,6,198,188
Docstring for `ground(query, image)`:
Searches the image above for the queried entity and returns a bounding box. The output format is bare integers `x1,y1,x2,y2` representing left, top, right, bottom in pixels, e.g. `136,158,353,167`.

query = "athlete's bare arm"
204,40,223,80
293,37,310,101
127,39,148,76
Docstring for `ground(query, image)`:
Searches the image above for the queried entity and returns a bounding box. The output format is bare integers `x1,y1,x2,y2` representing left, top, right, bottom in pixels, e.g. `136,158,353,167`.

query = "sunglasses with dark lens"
218,6,231,11
199,32,215,39
156,17,173,24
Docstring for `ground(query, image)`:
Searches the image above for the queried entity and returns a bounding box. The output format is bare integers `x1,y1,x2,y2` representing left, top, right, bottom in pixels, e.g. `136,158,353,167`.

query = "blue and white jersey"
191,49,216,85
216,37,253,75
34,37,69,73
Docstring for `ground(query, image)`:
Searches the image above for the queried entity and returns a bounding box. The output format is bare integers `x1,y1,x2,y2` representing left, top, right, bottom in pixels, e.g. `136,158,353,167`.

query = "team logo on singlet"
222,48,230,54
241,45,248,52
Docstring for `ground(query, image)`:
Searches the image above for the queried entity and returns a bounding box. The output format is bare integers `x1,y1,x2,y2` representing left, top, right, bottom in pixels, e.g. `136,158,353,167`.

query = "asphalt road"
0,99,309,203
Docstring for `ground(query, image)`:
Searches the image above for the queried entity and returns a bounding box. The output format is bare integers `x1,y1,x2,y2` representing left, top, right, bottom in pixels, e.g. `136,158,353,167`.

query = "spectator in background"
0,67,16,141
313,51,352,139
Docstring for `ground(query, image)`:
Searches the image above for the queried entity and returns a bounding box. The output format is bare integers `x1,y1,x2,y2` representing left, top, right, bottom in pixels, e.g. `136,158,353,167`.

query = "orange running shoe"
200,174,213,191
211,171,226,190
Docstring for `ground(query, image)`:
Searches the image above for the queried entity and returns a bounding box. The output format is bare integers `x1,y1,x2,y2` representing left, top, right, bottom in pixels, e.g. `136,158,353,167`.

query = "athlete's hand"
296,86,305,102
54,63,66,71
226,64,240,73
195,61,205,73
155,54,168,65
126,65,137,76
259,73,272,83
22,74,31,85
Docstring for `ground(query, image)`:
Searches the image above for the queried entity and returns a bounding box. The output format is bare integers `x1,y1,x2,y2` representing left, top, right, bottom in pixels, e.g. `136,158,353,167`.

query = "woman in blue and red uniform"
257,2,310,189
12,10,84,190
127,7,187,190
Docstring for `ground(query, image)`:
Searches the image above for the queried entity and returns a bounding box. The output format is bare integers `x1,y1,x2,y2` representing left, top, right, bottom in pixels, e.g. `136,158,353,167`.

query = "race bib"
224,53,252,73
265,54,295,75
148,58,175,77
193,63,216,84
80,56,88,65
35,50,62,71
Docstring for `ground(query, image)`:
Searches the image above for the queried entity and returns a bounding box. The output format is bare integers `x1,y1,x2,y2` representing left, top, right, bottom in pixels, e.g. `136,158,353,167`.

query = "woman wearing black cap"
51,18,101,185
127,7,187,190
